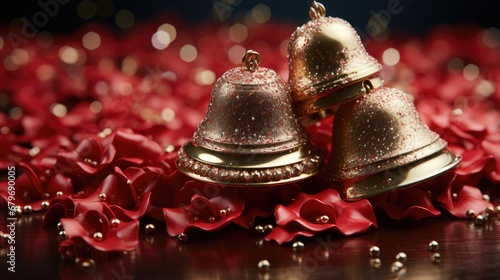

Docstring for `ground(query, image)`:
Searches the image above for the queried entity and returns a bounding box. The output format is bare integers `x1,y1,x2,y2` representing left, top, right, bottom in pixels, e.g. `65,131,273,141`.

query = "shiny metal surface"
178,50,323,186
335,149,461,201
326,87,460,200
288,1,382,124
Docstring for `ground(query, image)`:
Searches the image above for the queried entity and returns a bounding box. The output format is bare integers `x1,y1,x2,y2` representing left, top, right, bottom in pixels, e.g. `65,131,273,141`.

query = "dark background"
0,0,498,35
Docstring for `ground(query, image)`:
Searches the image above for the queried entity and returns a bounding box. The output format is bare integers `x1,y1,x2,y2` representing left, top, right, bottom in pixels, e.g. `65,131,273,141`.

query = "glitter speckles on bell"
287,2,382,124
177,50,323,186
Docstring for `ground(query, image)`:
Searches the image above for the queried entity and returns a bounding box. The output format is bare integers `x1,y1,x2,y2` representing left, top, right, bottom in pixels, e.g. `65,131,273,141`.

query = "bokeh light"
59,46,79,64
229,23,248,42
82,31,101,50
50,103,67,117
228,45,246,64
194,69,216,85
463,64,479,81
158,23,177,42
90,101,103,114
482,27,500,48
382,48,400,67
180,44,197,62
151,31,171,50
251,4,271,24
115,10,135,30
36,64,56,81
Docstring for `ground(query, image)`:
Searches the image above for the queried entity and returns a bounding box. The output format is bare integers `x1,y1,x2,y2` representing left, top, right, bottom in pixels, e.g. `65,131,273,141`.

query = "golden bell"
326,87,461,201
288,1,383,125
177,50,323,186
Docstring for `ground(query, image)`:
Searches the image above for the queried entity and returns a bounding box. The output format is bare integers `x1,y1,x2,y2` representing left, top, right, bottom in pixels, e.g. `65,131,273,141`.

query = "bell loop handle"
242,50,261,72
309,1,326,20
361,79,374,94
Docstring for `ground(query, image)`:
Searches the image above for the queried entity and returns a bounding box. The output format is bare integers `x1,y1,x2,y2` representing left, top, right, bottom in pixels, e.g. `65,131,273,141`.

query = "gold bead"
57,222,64,231
2,233,11,243
23,205,33,214
466,209,475,219
292,241,305,253
254,225,265,235
255,238,264,247
76,258,95,268
431,252,442,263
177,233,188,242
258,260,270,271
219,209,228,218
485,206,495,216
13,205,23,216
391,261,404,273
98,193,107,201
93,232,103,241
428,240,439,251
451,193,458,200
111,219,120,228
483,194,491,202
396,252,407,263
41,201,50,210
474,215,485,226
164,145,175,153
56,191,63,196
370,258,382,269
496,205,500,215
145,224,156,234
315,215,329,224
58,231,67,241
208,216,216,223
369,246,380,258
263,224,274,235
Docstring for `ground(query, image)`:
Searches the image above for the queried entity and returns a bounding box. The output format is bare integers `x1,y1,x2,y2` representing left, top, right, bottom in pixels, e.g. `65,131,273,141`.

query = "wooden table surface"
1,210,500,280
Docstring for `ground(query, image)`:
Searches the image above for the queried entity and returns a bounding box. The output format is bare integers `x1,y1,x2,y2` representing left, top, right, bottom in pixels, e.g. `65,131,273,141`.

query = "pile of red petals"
1,15,499,260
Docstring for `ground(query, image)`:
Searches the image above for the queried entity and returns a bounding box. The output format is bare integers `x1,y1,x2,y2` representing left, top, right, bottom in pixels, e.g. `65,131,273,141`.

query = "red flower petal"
147,171,189,220
46,174,74,197
163,188,244,236
373,188,441,220
233,184,301,228
265,189,377,244
61,207,139,252
113,130,163,163
437,185,493,218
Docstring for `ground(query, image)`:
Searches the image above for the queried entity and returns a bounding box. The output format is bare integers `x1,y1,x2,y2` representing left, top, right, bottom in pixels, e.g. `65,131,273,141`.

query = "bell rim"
294,64,382,100
176,142,324,186
296,75,383,125
333,149,462,201
329,137,447,181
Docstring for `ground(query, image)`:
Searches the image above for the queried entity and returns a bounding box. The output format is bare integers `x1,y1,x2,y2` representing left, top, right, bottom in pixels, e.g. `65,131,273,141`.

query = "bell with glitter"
177,50,323,186
288,1,461,200
326,86,461,201
288,1,383,125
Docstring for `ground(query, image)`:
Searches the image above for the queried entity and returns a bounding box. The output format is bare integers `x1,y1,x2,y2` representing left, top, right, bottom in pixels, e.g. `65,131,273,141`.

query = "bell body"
193,67,307,154
326,87,461,200
178,52,323,186
288,16,382,125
